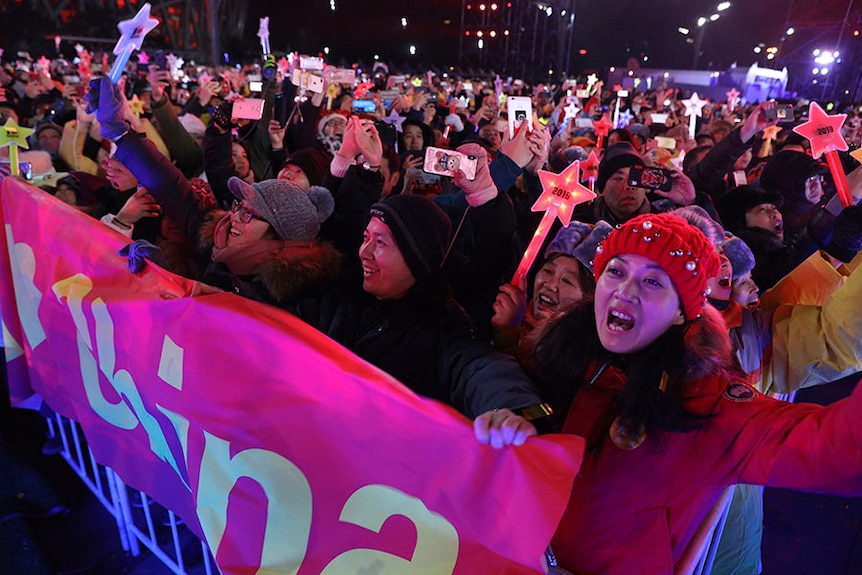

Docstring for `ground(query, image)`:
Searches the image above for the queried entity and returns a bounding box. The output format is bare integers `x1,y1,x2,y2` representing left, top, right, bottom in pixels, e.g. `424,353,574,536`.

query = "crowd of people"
4,46,862,575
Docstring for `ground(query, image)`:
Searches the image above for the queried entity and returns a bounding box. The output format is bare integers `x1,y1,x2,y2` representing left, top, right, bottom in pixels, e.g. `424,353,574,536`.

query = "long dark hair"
534,301,710,437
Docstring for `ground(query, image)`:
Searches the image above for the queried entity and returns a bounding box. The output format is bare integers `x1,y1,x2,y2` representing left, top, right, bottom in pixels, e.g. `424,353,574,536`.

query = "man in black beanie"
569,142,697,226
290,194,547,420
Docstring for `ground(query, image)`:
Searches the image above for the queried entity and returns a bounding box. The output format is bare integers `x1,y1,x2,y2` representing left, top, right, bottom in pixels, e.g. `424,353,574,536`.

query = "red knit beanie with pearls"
592,213,721,321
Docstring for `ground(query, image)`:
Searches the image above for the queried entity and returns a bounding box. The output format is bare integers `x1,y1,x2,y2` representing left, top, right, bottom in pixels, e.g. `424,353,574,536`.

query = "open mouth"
537,293,557,308
607,309,635,332
229,225,242,237
718,276,731,288
362,265,377,277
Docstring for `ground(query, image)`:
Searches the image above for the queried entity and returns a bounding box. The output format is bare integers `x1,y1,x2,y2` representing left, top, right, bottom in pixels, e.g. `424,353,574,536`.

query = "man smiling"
291,194,545,419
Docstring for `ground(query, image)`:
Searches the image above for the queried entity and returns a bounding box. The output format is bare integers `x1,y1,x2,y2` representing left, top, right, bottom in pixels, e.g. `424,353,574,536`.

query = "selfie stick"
793,101,853,208
108,3,159,85
511,161,596,286
0,118,33,177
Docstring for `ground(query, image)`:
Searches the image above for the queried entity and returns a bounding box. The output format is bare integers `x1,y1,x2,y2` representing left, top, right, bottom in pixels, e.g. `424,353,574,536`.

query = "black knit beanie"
368,195,453,280
284,148,331,187
597,143,643,192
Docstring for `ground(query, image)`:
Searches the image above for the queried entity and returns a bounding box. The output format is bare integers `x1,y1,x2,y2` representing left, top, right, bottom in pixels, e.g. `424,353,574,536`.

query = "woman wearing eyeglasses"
90,77,341,305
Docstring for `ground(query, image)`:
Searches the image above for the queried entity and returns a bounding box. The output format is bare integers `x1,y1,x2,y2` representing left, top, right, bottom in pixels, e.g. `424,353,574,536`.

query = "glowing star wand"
108,3,159,85
682,92,707,140
580,151,600,193
592,114,612,152
0,118,34,177
793,101,853,208
511,160,596,286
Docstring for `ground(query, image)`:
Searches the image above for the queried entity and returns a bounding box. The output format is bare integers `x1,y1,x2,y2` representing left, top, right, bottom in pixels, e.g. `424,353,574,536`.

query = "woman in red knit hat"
475,212,862,575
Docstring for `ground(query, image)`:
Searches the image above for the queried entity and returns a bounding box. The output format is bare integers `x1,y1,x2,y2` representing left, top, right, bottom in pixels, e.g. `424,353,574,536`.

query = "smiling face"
594,253,685,354
532,255,587,322
745,203,783,239
227,199,273,247
232,143,250,179
360,217,416,301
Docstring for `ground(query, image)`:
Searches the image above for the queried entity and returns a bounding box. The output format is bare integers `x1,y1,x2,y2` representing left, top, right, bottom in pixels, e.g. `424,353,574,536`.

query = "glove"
445,113,465,133
118,240,169,273
210,100,236,132
453,143,498,207
84,78,100,114
825,205,862,263
92,76,128,141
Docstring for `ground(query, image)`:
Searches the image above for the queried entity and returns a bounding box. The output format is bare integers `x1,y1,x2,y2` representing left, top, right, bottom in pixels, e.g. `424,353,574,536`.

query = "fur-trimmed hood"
198,209,343,303
678,303,734,384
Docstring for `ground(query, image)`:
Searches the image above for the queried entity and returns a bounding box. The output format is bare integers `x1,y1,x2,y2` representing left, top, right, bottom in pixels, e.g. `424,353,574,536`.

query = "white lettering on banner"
46,270,460,574
52,274,189,487
321,484,459,574
5,224,46,349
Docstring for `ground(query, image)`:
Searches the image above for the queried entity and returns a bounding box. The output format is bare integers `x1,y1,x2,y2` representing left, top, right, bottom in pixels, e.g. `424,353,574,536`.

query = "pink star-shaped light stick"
592,114,613,151
726,87,740,112
579,150,600,192
682,92,708,139
794,101,852,207
108,3,159,84
511,160,596,285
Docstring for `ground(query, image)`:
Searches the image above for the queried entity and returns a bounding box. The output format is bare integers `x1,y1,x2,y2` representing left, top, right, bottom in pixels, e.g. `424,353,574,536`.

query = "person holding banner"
87,76,343,305
291,193,547,419
475,212,862,575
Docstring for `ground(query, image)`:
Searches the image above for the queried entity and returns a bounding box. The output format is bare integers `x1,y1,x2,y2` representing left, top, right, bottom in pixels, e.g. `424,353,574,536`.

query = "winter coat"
114,133,341,305
150,95,204,178
549,306,862,575
289,284,544,418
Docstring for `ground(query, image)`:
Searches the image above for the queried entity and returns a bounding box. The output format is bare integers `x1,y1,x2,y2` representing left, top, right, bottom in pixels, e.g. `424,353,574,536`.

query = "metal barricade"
47,413,215,575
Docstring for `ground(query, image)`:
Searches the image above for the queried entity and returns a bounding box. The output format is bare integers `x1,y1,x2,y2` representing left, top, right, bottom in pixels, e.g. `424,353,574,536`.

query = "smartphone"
329,68,356,85
765,104,794,123
352,99,377,114
617,89,629,98
154,50,167,71
249,81,263,92
654,136,676,150
0,161,32,180
232,98,265,120
274,92,287,127
576,89,591,99
650,113,669,124
627,165,673,192
507,96,533,138
299,55,324,71
575,117,594,128
423,146,478,181
376,121,397,148
291,69,324,93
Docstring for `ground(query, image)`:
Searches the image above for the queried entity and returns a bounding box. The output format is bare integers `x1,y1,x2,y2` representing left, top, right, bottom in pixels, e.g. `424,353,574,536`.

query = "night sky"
251,0,860,75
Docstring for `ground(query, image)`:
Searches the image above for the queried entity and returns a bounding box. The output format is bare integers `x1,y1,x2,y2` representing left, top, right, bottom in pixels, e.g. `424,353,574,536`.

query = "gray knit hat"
545,220,614,273
723,235,756,280
671,205,725,245
227,177,334,242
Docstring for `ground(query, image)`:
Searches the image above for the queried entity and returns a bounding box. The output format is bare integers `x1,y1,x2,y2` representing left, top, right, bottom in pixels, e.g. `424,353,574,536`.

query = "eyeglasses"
230,199,264,224
805,174,824,186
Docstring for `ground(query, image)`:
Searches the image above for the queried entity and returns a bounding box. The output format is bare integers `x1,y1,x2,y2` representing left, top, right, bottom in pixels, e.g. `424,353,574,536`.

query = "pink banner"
0,176,583,574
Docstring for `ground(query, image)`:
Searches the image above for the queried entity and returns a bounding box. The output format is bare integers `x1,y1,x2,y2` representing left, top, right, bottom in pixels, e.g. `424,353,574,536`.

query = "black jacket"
290,284,543,418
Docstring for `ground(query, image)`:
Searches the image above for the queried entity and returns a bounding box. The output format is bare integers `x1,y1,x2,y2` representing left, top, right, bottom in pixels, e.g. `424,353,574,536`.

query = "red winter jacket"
550,307,862,575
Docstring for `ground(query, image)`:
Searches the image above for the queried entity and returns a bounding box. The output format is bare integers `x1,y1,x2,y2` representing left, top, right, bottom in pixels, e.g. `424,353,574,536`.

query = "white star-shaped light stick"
108,3,159,84
563,101,580,122
382,109,406,133
682,92,708,139
258,17,271,54
616,109,634,129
